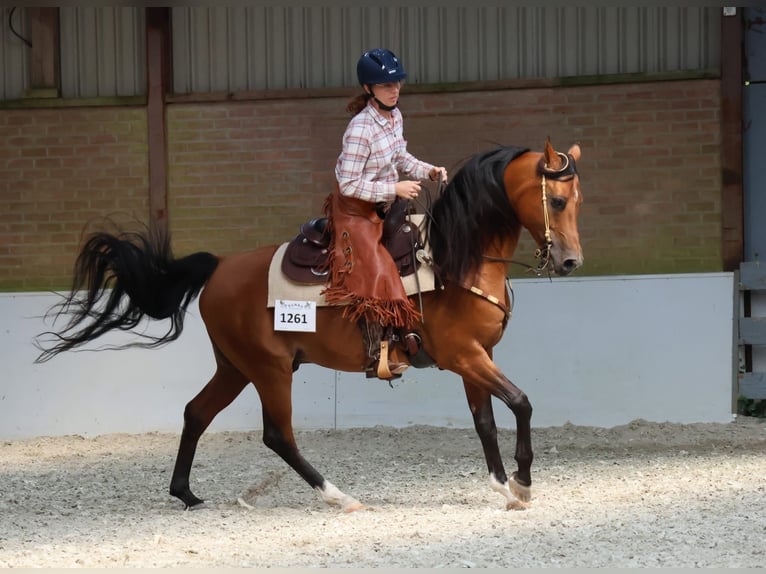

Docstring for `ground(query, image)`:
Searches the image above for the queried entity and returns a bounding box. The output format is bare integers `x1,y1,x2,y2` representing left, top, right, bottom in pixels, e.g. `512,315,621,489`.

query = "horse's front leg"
460,363,533,509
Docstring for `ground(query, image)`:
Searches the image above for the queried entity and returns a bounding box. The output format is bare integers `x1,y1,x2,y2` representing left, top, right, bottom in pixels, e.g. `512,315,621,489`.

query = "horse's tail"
34,224,220,363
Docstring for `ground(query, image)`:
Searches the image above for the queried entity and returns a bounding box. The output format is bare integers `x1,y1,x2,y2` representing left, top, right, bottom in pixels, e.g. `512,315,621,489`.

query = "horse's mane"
425,146,530,285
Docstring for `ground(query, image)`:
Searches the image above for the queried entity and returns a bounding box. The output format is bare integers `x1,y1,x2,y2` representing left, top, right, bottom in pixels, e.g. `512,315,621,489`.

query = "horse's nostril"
562,259,579,273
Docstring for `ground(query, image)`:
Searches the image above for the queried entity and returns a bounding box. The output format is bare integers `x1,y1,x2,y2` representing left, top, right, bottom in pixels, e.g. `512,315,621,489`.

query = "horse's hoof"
510,473,532,503
185,500,207,511
506,499,530,511
342,500,365,513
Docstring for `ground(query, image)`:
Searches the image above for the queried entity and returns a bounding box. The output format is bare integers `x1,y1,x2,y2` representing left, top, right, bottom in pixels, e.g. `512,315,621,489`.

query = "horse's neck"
469,234,520,292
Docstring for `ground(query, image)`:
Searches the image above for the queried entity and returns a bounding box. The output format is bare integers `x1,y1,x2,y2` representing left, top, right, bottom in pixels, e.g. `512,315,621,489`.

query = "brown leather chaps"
322,186,421,330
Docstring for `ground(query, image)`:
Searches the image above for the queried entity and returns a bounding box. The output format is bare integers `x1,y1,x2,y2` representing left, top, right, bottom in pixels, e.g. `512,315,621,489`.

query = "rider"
323,48,448,380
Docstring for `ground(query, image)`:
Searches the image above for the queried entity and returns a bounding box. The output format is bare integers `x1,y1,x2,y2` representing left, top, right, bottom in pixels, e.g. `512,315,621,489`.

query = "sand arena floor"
1,417,765,567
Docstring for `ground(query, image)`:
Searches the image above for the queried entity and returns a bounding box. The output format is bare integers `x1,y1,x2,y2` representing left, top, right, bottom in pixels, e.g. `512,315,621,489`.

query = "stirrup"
367,340,408,380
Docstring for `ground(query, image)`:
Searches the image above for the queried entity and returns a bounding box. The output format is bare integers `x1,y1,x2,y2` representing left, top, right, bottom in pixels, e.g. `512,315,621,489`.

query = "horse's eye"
550,196,566,211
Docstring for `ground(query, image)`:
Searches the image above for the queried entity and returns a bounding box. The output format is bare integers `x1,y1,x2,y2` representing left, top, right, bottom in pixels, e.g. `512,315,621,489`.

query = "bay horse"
35,139,583,512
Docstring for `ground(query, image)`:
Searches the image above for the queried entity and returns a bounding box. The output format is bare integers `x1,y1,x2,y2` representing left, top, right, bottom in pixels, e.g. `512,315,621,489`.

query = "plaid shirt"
335,102,434,203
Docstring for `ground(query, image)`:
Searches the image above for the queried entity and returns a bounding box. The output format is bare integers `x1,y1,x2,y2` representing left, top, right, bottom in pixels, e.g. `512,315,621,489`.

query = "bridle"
483,151,577,277
534,151,570,273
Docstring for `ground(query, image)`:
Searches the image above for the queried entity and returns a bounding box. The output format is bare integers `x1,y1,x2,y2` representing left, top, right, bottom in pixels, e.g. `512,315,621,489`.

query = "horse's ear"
567,143,582,162
543,138,562,170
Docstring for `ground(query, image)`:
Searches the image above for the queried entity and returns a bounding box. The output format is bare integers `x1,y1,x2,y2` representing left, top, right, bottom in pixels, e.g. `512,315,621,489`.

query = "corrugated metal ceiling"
0,6,720,100
172,6,720,93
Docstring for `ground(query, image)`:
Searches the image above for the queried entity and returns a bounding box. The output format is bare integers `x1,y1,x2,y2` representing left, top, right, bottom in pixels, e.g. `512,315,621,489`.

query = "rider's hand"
429,166,448,183
395,180,422,200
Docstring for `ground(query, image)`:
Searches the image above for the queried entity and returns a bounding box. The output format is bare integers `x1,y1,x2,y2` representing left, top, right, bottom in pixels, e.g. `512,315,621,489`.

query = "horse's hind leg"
463,382,532,510
169,353,249,509
255,371,363,513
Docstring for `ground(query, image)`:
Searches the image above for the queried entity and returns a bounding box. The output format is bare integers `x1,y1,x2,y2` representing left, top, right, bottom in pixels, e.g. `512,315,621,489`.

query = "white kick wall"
0,273,735,440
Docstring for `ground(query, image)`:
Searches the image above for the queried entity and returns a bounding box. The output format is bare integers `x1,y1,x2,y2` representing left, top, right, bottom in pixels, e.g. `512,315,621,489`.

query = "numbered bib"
274,299,316,332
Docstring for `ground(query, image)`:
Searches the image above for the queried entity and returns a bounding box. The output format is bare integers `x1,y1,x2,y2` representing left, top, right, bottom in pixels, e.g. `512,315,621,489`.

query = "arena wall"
0,273,734,440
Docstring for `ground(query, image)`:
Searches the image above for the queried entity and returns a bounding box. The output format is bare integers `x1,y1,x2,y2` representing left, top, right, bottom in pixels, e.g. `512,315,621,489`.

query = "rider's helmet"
356,48,407,86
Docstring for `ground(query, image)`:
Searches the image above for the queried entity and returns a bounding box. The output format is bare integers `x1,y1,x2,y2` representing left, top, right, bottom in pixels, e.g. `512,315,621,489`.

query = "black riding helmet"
357,48,408,86
357,48,407,111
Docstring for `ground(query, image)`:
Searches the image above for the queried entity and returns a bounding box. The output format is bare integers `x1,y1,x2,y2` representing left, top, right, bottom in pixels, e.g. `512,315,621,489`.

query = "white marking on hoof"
489,474,531,510
316,481,364,513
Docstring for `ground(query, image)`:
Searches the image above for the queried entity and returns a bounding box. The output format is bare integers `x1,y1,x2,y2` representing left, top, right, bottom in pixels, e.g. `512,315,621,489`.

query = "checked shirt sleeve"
396,149,434,182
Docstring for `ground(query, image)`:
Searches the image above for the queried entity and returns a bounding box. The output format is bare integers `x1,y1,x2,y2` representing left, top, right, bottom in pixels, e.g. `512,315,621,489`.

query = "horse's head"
427,141,583,285
507,140,584,276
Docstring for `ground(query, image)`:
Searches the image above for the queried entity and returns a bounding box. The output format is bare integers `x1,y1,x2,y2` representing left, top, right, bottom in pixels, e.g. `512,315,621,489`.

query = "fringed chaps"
321,186,421,329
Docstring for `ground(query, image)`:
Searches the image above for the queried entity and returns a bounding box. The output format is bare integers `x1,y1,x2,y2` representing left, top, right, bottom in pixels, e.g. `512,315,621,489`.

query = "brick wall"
0,78,721,291
166,99,341,255
0,107,148,290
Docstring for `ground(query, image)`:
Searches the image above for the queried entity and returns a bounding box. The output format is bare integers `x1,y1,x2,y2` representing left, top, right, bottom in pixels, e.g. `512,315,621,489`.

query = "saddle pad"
267,214,436,308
